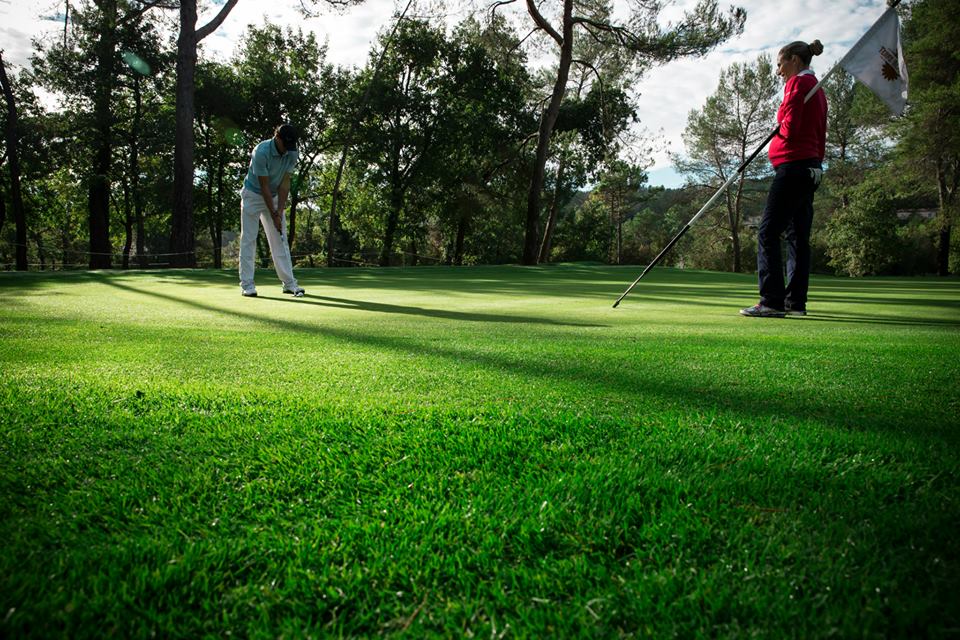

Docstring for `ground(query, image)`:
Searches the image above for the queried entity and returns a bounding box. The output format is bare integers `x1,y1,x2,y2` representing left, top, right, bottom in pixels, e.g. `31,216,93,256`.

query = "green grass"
1,265,958,638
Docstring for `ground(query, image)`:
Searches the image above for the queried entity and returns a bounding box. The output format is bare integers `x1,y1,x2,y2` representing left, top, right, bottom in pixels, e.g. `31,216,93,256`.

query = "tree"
345,19,440,265
819,67,890,217
825,171,900,276
896,0,960,275
430,15,532,266
0,52,28,271
537,25,640,264
327,13,535,267
232,24,345,253
326,0,412,267
1,80,80,270
195,61,247,269
674,54,779,272
168,0,239,268
548,161,648,264
86,0,122,269
823,70,888,183
494,0,745,265
808,68,891,273
115,15,173,269
537,130,581,263
595,160,647,264
31,0,170,269
84,0,168,270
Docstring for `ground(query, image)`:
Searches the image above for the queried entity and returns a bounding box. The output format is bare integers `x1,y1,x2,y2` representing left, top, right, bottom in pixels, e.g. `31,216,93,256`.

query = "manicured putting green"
1,266,957,637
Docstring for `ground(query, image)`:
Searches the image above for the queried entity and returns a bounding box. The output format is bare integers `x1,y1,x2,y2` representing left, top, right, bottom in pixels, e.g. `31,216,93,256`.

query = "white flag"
839,8,908,115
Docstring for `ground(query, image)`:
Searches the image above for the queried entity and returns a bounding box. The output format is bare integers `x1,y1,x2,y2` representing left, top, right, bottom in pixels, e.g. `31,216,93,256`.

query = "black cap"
276,123,299,150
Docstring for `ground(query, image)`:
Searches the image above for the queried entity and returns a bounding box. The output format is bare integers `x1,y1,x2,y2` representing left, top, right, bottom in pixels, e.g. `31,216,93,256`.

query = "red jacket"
768,70,827,167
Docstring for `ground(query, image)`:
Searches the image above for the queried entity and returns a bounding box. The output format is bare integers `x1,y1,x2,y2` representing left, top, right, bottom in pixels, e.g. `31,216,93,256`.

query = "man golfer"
239,123,305,298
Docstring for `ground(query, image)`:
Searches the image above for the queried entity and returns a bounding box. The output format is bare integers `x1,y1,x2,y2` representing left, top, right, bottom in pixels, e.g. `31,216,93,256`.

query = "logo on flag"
840,9,908,115
879,47,901,81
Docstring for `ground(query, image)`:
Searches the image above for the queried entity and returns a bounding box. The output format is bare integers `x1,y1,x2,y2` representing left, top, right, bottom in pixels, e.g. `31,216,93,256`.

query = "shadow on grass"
791,313,960,328
272,294,608,327
85,274,960,446
618,293,960,327
93,274,606,328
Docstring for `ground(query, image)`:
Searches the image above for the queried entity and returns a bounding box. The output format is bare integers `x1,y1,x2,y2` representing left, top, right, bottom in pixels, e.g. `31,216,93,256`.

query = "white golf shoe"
282,285,305,298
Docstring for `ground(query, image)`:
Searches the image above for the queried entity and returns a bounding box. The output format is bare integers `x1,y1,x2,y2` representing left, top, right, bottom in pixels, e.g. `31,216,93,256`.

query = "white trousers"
238,187,298,291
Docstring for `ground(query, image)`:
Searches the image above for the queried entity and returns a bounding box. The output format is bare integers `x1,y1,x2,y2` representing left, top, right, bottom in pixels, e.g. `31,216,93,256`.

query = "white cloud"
1,0,63,71
202,0,399,68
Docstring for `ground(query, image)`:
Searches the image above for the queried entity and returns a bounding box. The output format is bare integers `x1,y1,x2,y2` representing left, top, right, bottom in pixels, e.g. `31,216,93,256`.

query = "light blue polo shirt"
242,139,298,195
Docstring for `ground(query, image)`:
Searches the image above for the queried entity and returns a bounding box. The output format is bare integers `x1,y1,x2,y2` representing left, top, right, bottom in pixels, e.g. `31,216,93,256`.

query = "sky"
2,0,895,188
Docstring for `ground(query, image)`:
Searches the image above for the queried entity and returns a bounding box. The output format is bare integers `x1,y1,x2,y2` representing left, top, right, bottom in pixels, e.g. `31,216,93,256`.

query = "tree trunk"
0,52,28,271
289,182,301,253
522,0,574,265
381,183,403,267
328,166,343,266
617,196,623,264
61,215,70,270
135,77,147,268
86,2,118,270
32,230,45,270
122,211,132,268
122,173,132,269
730,176,744,273
288,200,298,253
538,150,567,264
168,0,238,268
938,223,951,276
214,153,225,269
936,159,954,276
454,211,467,266
202,118,216,269
381,140,403,267
606,189,620,264
206,154,216,268
129,76,143,269
87,173,111,268
170,2,199,268
289,164,309,252
136,202,147,268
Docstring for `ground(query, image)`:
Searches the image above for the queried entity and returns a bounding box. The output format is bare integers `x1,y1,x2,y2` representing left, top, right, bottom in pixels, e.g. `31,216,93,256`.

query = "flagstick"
613,89,821,309
612,0,901,309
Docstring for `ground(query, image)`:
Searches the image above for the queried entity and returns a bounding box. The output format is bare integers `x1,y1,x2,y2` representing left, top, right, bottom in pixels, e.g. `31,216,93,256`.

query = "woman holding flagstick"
740,40,827,318
613,1,904,310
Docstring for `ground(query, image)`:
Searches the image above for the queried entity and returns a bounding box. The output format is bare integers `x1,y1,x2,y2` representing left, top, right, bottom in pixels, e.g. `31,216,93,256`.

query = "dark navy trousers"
757,159,821,311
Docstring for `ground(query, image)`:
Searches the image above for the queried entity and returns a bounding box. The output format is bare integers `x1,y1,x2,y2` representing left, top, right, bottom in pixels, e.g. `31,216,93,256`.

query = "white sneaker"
241,287,258,297
282,285,305,297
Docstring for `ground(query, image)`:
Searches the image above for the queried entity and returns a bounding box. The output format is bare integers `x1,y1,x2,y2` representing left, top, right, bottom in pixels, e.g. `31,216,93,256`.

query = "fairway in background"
1,266,958,637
